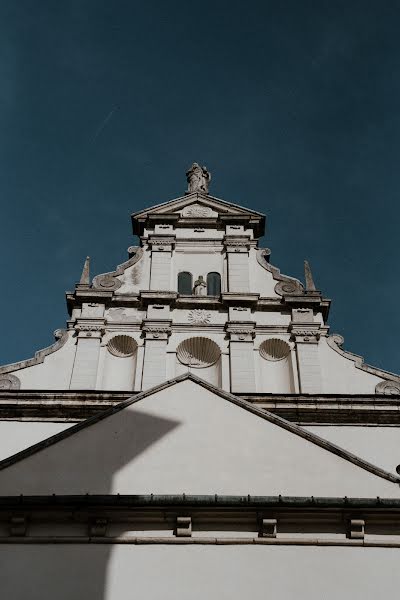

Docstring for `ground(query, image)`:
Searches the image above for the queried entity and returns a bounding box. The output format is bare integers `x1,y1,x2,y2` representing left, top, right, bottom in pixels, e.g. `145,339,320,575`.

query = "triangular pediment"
132,193,265,236
0,375,398,497
132,192,265,220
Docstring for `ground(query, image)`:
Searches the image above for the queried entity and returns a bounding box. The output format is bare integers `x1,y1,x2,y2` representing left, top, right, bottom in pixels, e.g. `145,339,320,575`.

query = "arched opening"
176,336,222,387
207,272,221,296
178,271,193,295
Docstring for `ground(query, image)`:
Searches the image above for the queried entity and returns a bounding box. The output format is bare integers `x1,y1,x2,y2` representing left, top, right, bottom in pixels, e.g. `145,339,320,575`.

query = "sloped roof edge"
0,373,398,485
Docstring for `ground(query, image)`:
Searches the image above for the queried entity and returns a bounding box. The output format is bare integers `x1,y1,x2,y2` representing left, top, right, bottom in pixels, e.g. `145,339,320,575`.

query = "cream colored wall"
0,380,398,497
0,422,71,460
319,338,382,393
0,545,398,600
12,334,76,389
306,426,400,475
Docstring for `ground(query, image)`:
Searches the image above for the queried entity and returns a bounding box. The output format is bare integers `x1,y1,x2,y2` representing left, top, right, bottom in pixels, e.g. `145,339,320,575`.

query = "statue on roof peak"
186,162,211,194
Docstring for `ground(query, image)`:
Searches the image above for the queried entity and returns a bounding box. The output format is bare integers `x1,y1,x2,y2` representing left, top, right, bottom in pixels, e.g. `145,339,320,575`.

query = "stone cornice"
1,390,400,425
0,494,400,547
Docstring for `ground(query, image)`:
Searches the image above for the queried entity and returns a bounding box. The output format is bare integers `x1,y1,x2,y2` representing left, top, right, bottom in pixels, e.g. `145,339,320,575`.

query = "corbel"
348,518,365,539
176,516,192,537
10,515,27,536
259,518,277,538
89,518,108,537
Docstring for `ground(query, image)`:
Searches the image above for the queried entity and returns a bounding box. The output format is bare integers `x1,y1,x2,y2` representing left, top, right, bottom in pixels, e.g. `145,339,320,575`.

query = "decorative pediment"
131,192,265,236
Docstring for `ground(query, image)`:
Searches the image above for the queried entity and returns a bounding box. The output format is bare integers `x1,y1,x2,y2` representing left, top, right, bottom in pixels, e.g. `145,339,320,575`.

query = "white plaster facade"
0,185,398,397
0,167,399,600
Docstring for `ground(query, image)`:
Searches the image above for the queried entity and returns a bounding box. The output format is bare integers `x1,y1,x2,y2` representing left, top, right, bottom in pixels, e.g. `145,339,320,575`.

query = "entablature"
1,390,400,424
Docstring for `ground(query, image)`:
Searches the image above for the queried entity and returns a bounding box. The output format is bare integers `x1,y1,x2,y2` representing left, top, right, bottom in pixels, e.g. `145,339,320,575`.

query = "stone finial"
186,162,211,194
77,256,90,288
304,260,316,292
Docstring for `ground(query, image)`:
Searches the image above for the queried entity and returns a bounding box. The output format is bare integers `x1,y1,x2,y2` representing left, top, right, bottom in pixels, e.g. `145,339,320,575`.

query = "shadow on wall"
0,408,180,600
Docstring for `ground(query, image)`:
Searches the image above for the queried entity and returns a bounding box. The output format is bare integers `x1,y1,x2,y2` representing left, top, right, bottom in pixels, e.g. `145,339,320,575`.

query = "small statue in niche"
186,163,211,194
193,275,207,296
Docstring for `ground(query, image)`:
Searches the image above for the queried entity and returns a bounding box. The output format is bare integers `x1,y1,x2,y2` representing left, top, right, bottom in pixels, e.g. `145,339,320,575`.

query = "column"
141,321,172,390
70,320,105,389
226,322,256,393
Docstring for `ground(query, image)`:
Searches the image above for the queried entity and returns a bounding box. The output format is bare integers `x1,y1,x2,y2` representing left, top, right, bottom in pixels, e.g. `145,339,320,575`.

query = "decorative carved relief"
375,381,400,395
182,203,213,218
256,249,304,296
177,337,220,368
188,309,212,325
92,247,143,291
0,373,21,390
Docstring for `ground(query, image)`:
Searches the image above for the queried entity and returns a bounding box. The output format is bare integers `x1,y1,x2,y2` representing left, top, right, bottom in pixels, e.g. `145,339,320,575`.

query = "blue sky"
0,0,399,373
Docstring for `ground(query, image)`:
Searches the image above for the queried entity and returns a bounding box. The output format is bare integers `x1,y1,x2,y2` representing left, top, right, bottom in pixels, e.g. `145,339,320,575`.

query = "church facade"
0,165,399,599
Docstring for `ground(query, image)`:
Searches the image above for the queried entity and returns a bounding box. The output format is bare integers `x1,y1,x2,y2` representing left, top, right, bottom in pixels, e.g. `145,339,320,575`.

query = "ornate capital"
75,319,105,339
290,323,320,344
148,236,175,252
224,237,251,253
142,320,172,340
226,322,256,342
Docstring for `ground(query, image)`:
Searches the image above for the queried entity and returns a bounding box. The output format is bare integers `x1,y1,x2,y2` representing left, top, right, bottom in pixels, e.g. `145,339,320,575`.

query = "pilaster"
70,319,105,390
290,309,322,393
226,321,256,393
148,235,175,291
141,320,172,390
224,237,251,293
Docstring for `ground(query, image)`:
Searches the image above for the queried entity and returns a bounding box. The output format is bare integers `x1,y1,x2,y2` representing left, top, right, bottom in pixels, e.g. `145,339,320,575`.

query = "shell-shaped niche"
107,335,138,358
177,337,221,368
260,338,290,361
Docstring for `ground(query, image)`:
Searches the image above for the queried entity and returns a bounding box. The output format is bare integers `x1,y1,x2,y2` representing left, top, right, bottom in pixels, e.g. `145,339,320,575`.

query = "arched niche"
207,272,221,296
258,338,295,393
102,335,138,391
178,271,193,295
175,337,221,387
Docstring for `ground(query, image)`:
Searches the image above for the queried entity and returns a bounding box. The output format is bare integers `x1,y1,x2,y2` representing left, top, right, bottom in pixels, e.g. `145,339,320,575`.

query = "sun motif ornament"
188,309,212,325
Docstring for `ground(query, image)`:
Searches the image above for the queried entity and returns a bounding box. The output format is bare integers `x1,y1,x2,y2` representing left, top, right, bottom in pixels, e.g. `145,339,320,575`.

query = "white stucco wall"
0,380,398,497
0,422,71,460
319,338,382,393
306,426,400,475
0,545,398,600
